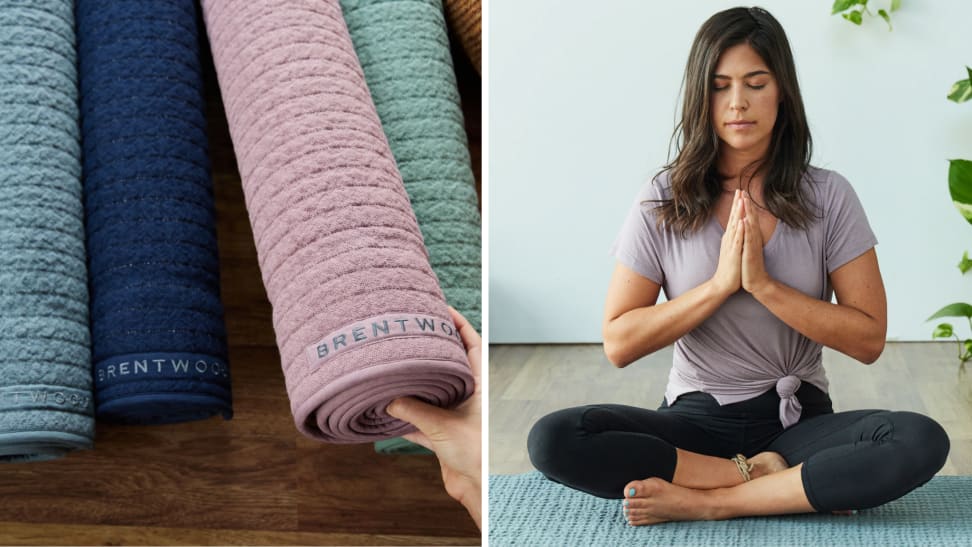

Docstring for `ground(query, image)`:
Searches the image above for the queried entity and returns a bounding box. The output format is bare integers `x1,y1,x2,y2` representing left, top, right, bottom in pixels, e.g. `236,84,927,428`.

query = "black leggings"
527,384,950,512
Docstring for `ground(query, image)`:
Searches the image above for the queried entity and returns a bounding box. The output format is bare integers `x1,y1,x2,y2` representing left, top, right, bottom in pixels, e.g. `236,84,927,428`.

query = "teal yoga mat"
341,0,481,331
373,437,433,455
490,472,972,546
0,0,94,461
341,0,481,456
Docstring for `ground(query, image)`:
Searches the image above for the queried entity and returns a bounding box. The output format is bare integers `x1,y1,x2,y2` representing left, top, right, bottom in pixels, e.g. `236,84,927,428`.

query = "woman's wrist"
705,277,736,301
748,276,778,302
459,485,482,529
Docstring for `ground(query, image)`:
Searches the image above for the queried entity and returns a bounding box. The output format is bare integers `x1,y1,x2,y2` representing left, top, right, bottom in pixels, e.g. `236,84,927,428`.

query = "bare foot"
621,478,719,526
748,451,788,480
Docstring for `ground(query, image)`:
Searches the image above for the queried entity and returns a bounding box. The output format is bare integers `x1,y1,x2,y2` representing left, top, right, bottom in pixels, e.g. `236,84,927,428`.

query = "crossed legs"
528,404,950,526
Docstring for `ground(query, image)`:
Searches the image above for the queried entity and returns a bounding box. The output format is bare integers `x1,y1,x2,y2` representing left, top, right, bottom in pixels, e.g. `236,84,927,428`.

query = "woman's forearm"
603,279,732,367
751,279,885,363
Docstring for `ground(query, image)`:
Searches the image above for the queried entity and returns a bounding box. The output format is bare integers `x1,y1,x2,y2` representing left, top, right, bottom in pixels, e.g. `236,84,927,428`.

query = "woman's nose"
730,88,748,111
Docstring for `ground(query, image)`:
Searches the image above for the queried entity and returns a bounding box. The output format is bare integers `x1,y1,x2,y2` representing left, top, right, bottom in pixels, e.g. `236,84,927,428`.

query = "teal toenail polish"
629,488,636,496
622,500,628,506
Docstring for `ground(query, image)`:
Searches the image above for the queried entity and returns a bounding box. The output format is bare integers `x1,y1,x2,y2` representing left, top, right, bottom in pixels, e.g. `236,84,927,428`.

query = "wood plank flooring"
0,30,481,546
489,343,972,476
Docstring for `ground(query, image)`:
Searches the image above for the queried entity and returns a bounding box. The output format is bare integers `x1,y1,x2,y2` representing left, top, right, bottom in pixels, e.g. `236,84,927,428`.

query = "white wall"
489,0,972,343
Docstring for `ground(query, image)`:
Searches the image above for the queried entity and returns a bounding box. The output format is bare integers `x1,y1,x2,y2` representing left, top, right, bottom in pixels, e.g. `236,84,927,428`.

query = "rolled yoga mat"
442,0,480,74
341,0,482,455
200,0,475,443
0,0,94,461
78,0,232,424
374,437,432,455
342,0,482,333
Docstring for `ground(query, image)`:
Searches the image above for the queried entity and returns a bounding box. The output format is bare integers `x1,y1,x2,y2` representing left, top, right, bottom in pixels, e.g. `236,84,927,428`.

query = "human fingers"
733,196,746,243
744,196,762,244
722,193,741,245
448,306,480,349
727,189,742,227
401,430,433,451
733,218,745,250
743,209,756,252
448,306,481,380
387,396,452,436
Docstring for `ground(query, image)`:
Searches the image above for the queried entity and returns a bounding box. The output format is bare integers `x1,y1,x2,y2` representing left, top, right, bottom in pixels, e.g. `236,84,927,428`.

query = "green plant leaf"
948,159,972,224
959,251,972,274
933,323,954,338
891,0,901,11
966,339,972,353
832,0,860,14
948,78,972,103
843,10,864,24
928,303,972,320
877,9,892,29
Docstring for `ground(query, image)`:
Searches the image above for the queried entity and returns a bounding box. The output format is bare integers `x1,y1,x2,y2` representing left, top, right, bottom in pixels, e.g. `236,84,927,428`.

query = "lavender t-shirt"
610,166,878,427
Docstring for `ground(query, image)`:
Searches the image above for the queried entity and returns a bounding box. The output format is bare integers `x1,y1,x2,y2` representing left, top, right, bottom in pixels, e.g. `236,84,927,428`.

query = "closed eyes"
712,84,766,91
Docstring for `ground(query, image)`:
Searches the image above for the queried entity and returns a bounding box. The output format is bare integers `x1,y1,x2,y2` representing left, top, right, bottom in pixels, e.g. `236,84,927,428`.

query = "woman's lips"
727,121,755,129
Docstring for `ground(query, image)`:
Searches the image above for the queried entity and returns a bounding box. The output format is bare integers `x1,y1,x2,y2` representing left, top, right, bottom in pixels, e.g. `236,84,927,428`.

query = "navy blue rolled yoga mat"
0,0,94,461
77,0,232,424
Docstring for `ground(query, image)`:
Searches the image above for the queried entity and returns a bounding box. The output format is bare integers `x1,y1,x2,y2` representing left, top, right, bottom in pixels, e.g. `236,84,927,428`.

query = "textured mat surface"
78,0,232,424
374,437,433,455
342,0,482,332
0,0,94,461
201,0,474,443
342,0,482,455
489,472,972,546
442,0,480,73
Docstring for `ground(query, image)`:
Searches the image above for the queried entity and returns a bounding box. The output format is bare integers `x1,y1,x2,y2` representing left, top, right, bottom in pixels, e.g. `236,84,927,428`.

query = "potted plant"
928,67,972,399
831,0,900,30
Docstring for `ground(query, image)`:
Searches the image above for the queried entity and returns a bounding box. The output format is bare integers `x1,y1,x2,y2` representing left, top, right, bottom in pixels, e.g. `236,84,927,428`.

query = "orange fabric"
443,0,480,74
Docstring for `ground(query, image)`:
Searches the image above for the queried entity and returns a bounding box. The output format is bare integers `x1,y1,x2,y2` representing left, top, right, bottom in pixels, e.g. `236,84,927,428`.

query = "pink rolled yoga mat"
200,0,474,442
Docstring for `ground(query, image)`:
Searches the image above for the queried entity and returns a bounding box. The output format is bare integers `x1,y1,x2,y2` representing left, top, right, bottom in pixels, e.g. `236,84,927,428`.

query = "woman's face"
709,43,780,157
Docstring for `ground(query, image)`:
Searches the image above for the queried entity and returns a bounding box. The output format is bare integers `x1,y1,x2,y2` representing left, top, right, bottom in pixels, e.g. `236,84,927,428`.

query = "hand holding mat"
200,0,475,442
340,0,483,454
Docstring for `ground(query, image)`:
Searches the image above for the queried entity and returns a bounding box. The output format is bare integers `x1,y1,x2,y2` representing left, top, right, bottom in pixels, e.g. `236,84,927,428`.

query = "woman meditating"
527,6,950,526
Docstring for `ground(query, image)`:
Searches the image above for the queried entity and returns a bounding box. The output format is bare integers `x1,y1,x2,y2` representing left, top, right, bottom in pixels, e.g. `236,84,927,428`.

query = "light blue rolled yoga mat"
0,0,94,461
341,0,482,456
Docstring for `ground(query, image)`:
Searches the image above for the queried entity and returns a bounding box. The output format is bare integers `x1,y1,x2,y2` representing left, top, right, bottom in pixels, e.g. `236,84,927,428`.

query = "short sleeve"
609,180,666,285
824,171,878,273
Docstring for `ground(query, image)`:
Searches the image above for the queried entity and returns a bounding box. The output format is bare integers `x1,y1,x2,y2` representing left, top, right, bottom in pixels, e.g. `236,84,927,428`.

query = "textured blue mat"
0,0,94,462
77,0,231,424
489,472,972,546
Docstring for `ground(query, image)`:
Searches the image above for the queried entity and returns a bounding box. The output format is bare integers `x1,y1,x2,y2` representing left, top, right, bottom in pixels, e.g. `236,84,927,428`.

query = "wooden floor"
0,33,481,546
489,342,972,476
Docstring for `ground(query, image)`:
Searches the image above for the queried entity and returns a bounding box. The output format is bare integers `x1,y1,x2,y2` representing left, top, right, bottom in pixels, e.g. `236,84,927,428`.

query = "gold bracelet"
731,453,754,482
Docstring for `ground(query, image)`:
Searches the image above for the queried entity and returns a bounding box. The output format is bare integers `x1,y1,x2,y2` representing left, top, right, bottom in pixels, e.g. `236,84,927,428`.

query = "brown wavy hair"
653,6,816,236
